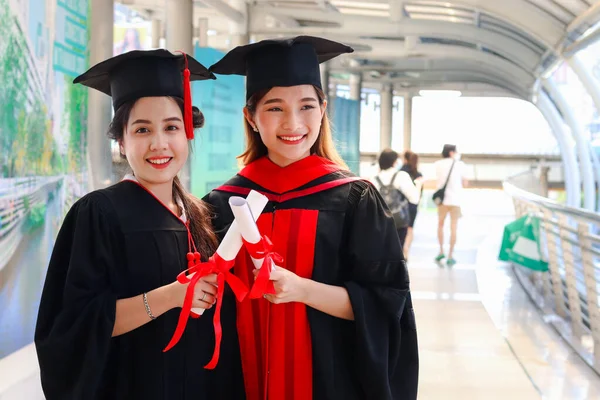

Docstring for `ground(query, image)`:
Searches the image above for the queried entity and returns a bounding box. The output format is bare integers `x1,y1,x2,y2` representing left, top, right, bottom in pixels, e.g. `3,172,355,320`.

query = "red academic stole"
215,156,362,400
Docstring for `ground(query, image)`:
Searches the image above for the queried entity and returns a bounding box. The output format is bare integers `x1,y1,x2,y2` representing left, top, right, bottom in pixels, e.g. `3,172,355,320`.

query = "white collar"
122,174,187,222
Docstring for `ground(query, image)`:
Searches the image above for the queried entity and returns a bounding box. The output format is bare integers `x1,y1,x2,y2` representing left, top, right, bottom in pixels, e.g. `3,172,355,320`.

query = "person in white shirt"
433,144,468,267
371,148,422,254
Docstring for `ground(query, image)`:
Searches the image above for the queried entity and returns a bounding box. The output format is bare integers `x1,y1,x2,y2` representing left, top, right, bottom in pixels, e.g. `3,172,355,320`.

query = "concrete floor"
410,191,600,400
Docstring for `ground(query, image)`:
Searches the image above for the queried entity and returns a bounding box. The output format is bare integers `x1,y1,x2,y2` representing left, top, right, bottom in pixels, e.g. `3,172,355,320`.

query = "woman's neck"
267,152,310,168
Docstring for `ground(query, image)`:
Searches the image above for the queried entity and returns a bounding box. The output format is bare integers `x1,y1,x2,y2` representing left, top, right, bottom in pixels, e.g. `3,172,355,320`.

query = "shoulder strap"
442,160,456,190
376,171,399,189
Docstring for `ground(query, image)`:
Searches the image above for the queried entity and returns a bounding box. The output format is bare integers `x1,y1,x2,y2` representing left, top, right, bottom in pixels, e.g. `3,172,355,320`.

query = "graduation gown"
204,156,419,400
34,180,245,400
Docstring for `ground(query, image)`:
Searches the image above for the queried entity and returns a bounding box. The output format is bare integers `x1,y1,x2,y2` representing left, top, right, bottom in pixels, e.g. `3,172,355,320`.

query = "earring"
253,126,259,132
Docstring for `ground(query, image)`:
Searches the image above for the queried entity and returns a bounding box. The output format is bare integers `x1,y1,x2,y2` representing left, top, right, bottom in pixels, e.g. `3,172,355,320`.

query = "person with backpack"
372,148,422,251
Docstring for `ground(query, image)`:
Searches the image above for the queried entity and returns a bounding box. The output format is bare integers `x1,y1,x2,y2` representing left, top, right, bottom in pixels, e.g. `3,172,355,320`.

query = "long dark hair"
108,97,217,256
404,150,419,175
239,86,347,168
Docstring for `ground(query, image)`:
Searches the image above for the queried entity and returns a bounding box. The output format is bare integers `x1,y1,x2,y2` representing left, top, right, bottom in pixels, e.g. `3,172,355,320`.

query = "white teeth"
148,158,171,165
279,136,304,142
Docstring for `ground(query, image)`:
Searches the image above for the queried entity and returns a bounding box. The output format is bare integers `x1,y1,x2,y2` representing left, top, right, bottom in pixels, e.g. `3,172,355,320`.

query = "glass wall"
360,91,381,153
411,96,558,155
359,91,405,153
550,61,597,142
391,95,405,151
573,39,600,151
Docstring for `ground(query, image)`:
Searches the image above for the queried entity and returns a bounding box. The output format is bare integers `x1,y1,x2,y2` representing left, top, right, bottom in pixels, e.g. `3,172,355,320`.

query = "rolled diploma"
191,190,268,315
229,197,270,271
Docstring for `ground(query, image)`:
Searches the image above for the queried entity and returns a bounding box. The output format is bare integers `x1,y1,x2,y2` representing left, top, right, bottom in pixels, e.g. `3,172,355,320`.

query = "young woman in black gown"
206,36,419,400
35,50,245,400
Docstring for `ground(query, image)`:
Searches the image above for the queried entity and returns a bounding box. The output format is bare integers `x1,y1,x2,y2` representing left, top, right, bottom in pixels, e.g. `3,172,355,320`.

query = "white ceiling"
123,0,600,99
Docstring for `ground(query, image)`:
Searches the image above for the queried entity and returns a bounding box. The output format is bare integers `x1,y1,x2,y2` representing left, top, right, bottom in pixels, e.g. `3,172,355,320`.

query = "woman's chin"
270,147,311,166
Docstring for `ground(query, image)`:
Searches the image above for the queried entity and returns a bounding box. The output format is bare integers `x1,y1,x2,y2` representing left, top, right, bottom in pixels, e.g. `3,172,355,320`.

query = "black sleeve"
343,182,419,400
34,193,120,400
203,190,235,242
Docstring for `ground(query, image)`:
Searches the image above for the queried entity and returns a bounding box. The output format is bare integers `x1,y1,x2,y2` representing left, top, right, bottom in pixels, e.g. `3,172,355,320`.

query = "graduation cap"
74,49,215,139
209,36,354,99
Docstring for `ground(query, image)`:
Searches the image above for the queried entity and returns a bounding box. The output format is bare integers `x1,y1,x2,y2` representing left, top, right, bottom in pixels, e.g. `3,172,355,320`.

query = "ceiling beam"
249,7,542,70
343,41,535,82
331,67,530,99
328,51,534,90
196,0,245,24
407,0,564,48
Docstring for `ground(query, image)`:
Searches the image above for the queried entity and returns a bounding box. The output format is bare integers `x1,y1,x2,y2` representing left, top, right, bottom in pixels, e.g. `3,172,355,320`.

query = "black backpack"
375,172,410,228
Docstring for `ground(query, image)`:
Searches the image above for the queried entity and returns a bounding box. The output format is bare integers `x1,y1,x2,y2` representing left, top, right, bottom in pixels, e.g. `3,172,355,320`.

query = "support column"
380,84,393,150
543,79,595,210
197,18,208,47
390,1,404,22
320,62,331,98
151,19,161,48
88,0,114,190
540,165,550,197
349,73,362,143
536,91,580,207
166,0,193,189
589,142,600,211
349,73,362,101
166,0,193,55
228,0,249,47
403,93,413,152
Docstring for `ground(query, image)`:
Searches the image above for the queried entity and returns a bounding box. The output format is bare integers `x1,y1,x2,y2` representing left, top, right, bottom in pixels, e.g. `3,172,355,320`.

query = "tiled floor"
410,194,600,400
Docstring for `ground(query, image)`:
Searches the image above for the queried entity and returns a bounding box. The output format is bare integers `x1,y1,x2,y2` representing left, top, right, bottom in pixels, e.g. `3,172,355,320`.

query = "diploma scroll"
165,190,269,362
190,190,268,315
229,197,266,270
229,196,282,298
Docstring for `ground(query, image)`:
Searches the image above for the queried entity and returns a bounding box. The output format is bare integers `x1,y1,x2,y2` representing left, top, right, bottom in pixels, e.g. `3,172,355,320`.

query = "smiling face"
120,96,189,189
243,85,326,167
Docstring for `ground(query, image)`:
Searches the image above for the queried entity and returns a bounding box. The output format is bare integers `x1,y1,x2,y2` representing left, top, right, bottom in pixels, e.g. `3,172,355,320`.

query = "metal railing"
504,181,600,374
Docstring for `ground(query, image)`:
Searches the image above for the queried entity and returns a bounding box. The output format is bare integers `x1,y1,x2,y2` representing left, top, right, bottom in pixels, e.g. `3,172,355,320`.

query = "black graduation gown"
203,156,419,400
34,180,245,400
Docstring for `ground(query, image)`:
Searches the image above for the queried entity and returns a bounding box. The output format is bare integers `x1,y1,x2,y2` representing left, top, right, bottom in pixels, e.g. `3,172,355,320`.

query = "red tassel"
179,51,194,140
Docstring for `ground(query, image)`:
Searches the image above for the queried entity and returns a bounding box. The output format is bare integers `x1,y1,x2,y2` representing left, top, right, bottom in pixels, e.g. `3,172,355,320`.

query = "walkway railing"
504,181,600,375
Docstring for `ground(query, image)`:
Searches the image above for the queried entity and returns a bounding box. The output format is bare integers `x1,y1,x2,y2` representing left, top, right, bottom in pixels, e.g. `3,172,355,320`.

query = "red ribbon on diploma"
242,235,284,299
163,251,248,369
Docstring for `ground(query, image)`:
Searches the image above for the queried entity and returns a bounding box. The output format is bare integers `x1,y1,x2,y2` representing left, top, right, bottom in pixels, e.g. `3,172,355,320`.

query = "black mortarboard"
209,36,353,99
74,49,215,139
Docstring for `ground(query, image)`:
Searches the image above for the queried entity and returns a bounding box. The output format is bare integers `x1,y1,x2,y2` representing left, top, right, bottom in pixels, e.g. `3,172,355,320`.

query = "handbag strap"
442,160,456,191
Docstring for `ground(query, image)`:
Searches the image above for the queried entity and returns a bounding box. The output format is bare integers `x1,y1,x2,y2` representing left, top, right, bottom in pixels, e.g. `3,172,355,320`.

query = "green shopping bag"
498,215,549,271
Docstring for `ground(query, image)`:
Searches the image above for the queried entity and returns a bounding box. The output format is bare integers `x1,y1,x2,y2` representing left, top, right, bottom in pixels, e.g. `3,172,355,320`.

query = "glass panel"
360,92,381,153
550,61,597,144
391,95,405,151
573,40,600,152
411,96,558,155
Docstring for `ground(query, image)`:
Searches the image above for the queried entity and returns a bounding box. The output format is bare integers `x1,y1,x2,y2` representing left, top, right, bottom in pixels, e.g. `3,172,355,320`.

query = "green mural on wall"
0,0,91,360
0,3,53,178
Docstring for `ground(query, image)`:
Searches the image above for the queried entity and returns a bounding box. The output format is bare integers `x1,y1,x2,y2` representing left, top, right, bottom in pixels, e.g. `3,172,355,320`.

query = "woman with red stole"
206,36,419,400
